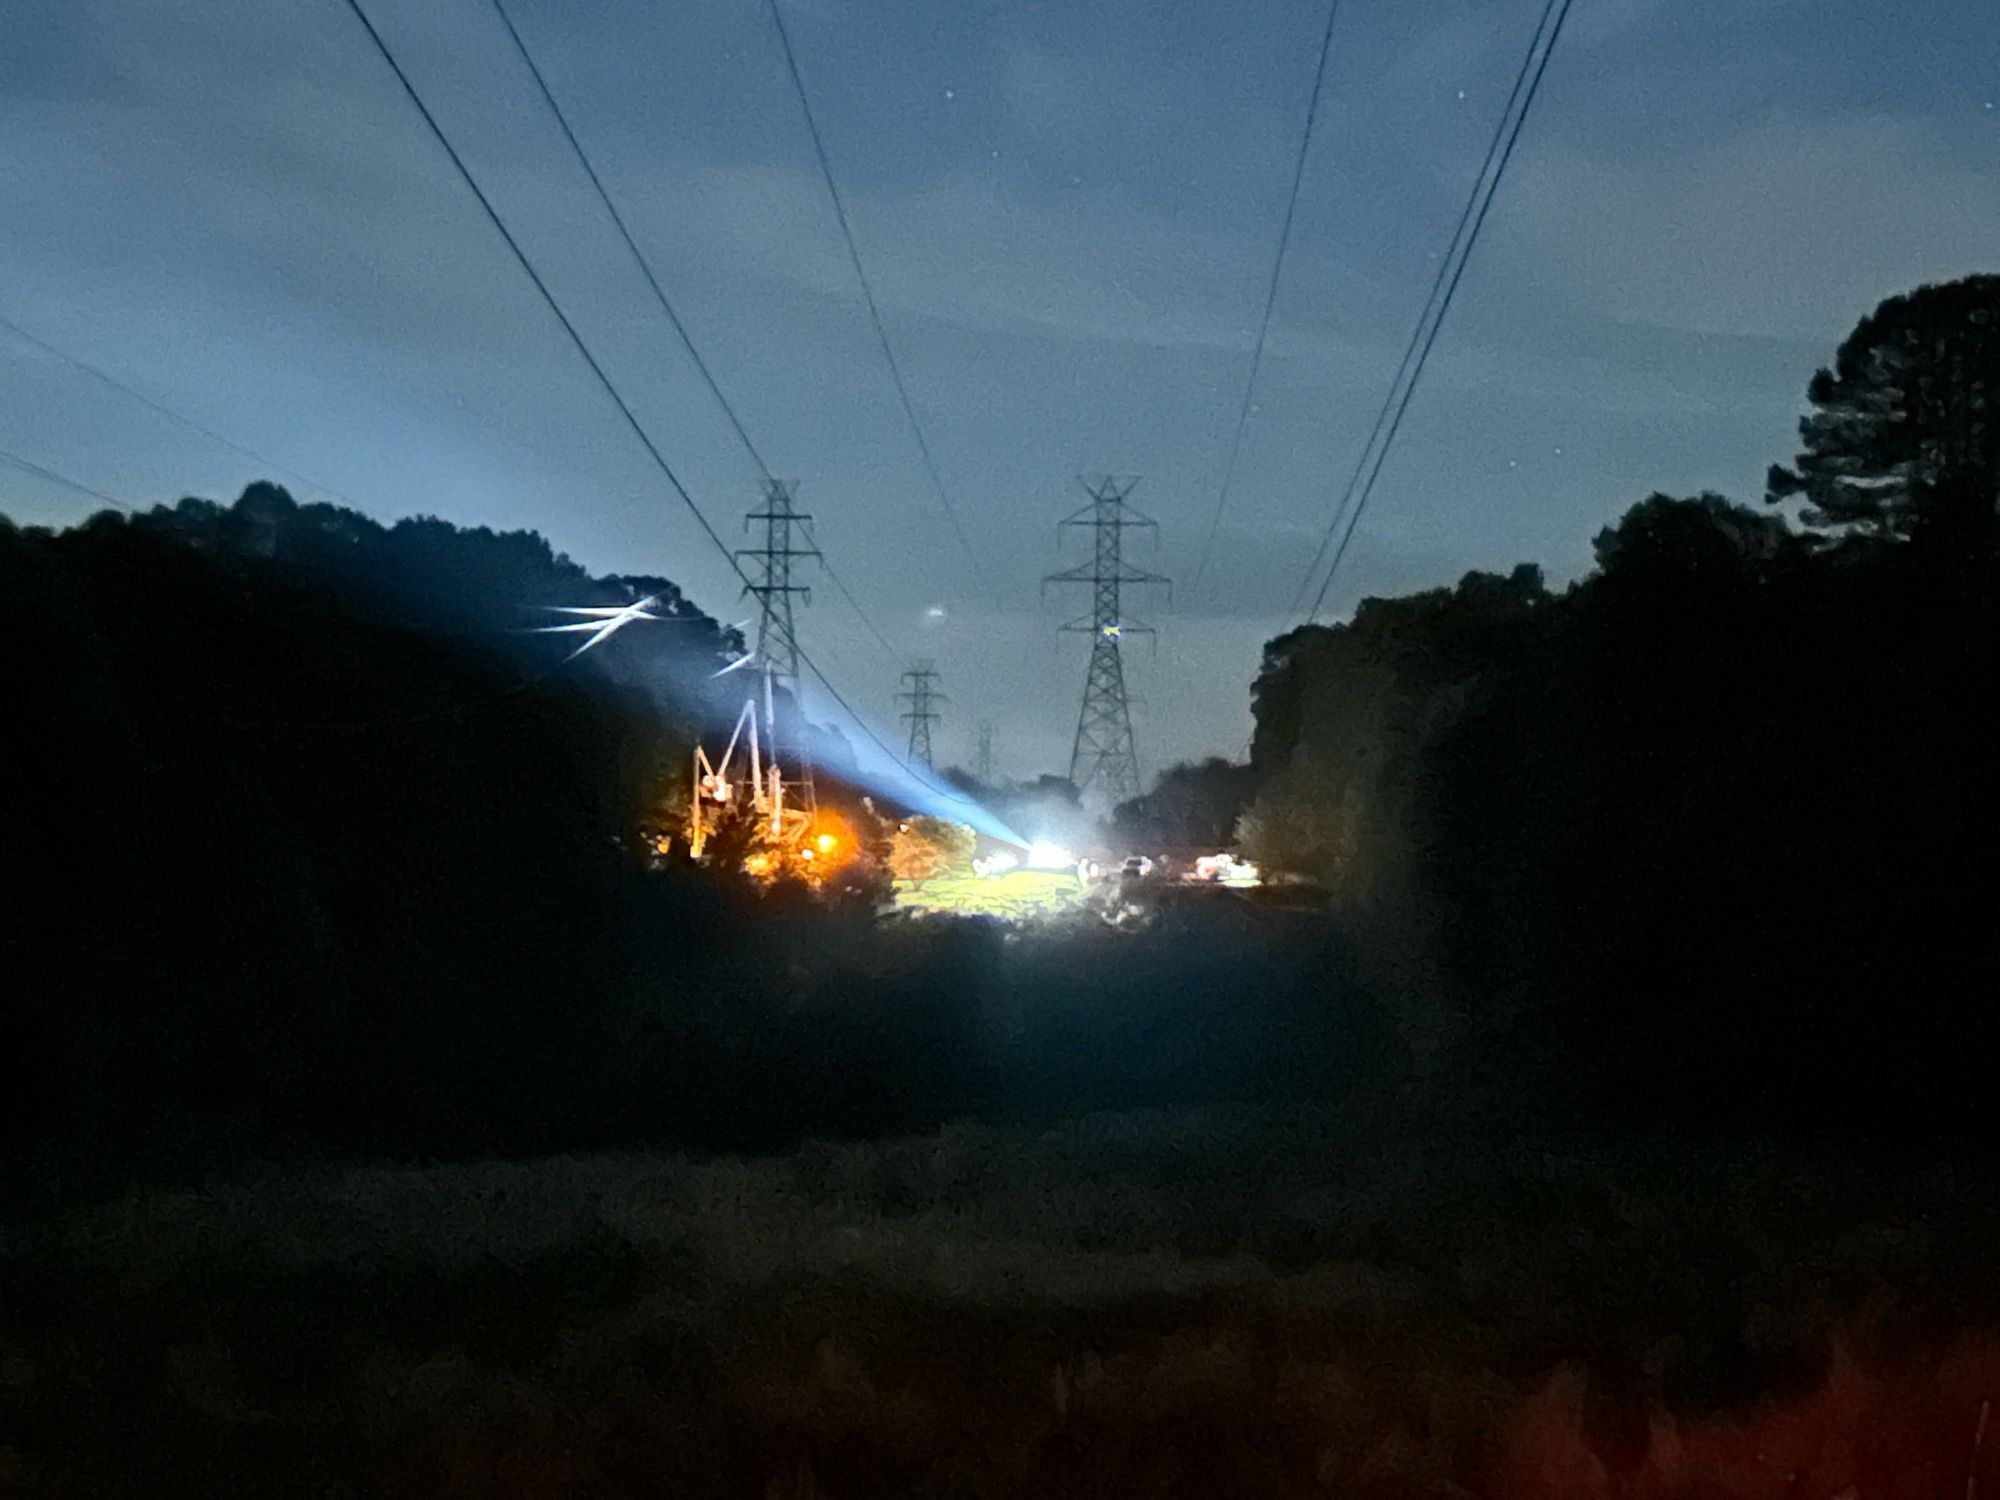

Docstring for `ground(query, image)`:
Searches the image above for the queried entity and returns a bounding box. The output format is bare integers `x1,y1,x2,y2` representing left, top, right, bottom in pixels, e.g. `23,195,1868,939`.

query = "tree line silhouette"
1233,273,1996,1139
1,487,724,1159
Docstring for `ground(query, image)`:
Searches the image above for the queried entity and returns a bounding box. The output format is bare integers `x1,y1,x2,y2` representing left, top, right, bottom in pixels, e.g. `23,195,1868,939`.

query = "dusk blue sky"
4,0,1996,779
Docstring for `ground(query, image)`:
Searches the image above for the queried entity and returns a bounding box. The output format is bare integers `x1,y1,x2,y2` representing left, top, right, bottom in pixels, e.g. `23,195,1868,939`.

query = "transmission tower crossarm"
1057,479,1160,531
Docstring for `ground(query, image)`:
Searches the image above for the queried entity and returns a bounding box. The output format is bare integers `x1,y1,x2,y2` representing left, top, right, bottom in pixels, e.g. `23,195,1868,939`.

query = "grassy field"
4,1103,1998,1497
892,868,1090,920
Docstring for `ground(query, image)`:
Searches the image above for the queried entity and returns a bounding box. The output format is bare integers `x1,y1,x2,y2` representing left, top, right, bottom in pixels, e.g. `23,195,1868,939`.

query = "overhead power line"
337,0,975,803
813,551,902,661
0,446,132,512
1295,0,1575,623
482,0,905,668
764,0,994,605
0,312,361,510
338,0,736,559
481,0,760,474
1187,0,1342,593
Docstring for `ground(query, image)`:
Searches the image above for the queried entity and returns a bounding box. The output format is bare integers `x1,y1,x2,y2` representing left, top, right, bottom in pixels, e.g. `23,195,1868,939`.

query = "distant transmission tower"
736,479,820,698
1044,475,1169,803
974,719,996,784
898,662,946,770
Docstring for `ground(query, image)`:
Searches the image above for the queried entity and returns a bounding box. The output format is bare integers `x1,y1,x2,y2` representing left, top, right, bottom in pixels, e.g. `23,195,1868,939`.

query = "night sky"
4,0,1995,777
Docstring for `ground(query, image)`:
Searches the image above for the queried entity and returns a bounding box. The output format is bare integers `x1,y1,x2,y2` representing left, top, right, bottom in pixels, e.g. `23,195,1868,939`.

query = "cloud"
667,153,1313,356
1564,0,1674,50
1493,111,2000,343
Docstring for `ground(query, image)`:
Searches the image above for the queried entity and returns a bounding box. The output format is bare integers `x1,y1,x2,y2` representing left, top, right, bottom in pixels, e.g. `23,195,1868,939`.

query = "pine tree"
1767,273,1999,564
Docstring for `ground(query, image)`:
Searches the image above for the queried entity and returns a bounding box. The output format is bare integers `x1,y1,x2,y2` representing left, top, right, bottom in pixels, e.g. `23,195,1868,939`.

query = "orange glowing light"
816,833,838,853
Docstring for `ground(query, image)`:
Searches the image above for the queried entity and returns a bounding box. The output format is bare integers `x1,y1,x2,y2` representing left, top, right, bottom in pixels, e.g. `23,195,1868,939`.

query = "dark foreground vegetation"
8,1106,2000,1497
2,275,1996,1494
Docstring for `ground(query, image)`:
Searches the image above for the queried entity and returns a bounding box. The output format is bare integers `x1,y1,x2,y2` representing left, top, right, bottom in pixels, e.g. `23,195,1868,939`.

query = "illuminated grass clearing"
892,869,1088,919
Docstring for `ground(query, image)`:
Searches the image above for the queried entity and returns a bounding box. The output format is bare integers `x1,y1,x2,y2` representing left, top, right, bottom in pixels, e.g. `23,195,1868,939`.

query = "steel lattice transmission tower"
898,662,946,770
974,719,996,784
687,481,820,859
1043,475,1169,803
735,479,820,699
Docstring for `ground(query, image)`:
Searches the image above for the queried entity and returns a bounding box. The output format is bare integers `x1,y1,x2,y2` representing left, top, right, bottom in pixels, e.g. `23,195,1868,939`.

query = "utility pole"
735,479,819,701
898,662,946,770
974,720,996,784
1043,475,1169,803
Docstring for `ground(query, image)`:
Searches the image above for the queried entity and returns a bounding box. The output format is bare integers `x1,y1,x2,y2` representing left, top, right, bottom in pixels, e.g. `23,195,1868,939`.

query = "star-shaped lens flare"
527,595,669,660
708,620,759,677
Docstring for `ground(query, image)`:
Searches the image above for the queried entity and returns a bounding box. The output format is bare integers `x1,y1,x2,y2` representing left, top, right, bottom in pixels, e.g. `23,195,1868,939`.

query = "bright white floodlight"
1025,839,1075,870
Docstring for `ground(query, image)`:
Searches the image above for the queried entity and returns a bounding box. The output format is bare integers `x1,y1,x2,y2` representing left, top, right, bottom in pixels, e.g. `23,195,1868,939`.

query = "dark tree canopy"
1111,757,1257,850
1593,491,1799,582
1768,272,2000,562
